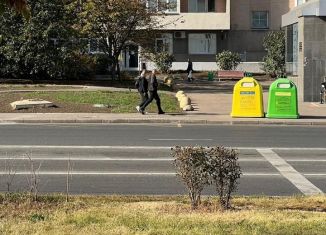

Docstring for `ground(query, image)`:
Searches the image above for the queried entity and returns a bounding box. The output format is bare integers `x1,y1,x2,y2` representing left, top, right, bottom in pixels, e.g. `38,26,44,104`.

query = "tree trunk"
111,63,116,80
112,54,120,81
116,59,121,80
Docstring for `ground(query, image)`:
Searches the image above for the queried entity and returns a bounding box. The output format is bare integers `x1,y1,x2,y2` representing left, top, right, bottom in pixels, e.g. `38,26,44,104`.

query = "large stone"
183,105,194,111
175,90,184,98
165,78,173,87
163,76,170,83
93,104,108,108
177,94,187,102
179,96,191,109
11,99,55,110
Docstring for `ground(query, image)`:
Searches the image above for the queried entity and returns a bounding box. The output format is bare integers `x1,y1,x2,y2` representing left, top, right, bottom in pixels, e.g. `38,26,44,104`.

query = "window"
155,34,173,54
79,38,105,54
168,0,177,12
251,11,269,29
296,0,305,6
147,0,178,13
286,23,299,75
189,33,216,54
188,0,215,12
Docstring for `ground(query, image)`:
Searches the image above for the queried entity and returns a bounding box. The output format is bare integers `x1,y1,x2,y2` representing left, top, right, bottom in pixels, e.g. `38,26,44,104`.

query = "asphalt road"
0,124,325,196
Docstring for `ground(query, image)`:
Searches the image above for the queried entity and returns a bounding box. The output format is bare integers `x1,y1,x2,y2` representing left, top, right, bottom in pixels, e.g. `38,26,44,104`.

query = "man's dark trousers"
139,92,148,107
141,91,163,113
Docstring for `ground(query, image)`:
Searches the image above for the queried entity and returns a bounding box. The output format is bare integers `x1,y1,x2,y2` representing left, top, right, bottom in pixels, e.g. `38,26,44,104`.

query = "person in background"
186,58,193,82
135,70,148,112
139,69,165,115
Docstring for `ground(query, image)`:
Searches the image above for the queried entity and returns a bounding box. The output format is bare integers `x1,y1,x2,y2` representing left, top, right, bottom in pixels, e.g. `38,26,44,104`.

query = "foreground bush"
172,146,242,210
206,146,241,209
172,146,209,209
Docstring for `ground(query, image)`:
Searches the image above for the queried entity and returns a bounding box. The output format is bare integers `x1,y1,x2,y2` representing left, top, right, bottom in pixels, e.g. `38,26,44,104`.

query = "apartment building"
282,0,326,102
122,0,293,72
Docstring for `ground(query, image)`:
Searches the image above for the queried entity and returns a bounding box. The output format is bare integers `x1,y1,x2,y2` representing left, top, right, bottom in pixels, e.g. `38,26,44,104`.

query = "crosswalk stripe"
0,171,281,176
0,157,325,162
0,145,326,152
0,145,326,151
257,148,324,196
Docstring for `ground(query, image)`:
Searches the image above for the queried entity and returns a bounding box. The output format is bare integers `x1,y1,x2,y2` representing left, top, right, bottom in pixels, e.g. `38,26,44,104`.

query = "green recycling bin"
266,78,299,119
208,72,214,81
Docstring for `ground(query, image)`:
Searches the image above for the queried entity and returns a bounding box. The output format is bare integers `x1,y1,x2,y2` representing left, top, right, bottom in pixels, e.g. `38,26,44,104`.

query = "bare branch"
4,153,17,196
25,152,41,203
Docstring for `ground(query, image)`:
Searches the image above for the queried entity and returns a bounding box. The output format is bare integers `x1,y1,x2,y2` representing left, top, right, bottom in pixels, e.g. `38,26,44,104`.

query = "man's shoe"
136,106,140,112
158,111,165,114
141,109,146,115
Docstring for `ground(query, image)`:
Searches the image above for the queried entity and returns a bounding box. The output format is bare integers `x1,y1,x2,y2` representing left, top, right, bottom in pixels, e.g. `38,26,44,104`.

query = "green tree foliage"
0,0,88,79
78,0,161,79
216,50,241,70
0,0,30,19
262,31,286,78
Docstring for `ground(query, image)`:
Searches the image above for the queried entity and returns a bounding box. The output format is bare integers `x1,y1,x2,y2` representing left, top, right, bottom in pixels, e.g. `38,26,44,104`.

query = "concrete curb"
1,118,326,126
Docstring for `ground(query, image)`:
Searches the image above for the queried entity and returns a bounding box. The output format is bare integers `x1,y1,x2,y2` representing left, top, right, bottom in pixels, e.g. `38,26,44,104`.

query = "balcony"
156,0,230,30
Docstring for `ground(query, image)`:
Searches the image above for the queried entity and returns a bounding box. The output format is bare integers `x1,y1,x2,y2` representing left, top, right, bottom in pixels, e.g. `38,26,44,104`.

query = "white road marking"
0,171,176,176
148,139,213,141
0,145,326,151
257,148,324,195
305,174,326,176
310,103,320,107
0,171,281,176
0,145,172,150
287,159,326,162
269,148,326,151
0,170,325,177
1,156,325,162
0,157,174,161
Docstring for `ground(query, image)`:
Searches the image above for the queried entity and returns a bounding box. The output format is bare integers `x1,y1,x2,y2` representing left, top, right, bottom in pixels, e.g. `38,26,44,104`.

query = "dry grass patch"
0,194,325,235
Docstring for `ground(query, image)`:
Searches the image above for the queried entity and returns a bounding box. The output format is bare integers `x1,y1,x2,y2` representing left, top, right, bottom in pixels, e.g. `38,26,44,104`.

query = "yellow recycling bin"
231,77,264,118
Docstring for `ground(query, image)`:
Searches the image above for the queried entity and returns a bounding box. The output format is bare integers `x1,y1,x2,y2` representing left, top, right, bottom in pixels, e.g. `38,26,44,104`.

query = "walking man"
135,70,148,112
139,69,165,115
186,58,193,82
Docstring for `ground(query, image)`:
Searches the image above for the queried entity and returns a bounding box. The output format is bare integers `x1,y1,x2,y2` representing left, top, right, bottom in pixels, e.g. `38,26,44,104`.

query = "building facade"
282,0,326,102
121,0,294,72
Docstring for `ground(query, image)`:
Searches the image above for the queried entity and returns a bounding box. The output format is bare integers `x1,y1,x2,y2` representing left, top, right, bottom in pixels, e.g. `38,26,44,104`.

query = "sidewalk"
1,79,326,125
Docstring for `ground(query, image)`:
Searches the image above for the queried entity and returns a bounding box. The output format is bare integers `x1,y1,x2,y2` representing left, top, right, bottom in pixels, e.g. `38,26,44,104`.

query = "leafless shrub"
25,152,41,202
4,153,17,196
206,146,242,210
172,146,242,210
66,156,73,203
172,146,210,210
